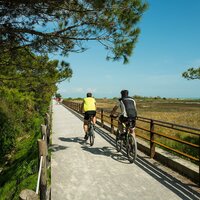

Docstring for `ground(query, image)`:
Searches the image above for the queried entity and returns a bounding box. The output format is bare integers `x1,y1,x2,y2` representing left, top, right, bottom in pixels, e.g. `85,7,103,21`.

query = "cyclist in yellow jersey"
81,92,96,139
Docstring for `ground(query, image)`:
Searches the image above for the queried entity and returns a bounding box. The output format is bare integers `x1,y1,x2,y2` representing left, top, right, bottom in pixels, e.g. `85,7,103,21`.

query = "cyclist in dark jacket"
111,90,137,136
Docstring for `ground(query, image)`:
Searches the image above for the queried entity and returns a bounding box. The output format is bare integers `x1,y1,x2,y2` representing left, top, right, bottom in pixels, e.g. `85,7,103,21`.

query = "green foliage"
0,125,41,199
1,48,72,114
1,0,148,63
182,67,200,80
0,46,68,197
0,109,16,156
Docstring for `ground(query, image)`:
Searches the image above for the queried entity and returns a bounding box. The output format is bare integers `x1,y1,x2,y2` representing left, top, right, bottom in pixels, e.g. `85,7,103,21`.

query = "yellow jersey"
83,97,96,112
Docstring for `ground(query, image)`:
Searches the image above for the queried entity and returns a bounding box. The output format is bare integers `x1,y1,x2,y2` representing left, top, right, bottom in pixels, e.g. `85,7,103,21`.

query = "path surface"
51,101,200,200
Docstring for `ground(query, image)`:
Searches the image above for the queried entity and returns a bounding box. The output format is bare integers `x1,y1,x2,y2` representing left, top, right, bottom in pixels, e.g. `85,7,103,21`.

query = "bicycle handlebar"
110,114,118,118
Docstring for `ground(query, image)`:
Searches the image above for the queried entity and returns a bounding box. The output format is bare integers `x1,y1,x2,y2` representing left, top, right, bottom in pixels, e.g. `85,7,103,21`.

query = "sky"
51,0,200,99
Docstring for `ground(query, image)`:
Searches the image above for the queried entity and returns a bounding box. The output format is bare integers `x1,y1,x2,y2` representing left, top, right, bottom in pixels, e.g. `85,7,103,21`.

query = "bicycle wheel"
89,125,94,146
126,133,137,163
116,130,122,152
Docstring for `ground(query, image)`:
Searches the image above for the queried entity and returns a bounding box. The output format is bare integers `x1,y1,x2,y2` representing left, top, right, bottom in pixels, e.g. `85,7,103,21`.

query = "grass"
137,100,200,129
0,127,41,199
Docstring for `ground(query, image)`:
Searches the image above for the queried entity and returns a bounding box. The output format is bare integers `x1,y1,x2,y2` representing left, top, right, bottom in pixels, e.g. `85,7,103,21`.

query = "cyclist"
110,90,137,138
81,92,96,140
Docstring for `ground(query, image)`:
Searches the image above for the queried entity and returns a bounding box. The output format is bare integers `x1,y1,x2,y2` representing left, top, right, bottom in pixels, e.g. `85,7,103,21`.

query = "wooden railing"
63,100,200,185
19,110,51,200
135,116,200,161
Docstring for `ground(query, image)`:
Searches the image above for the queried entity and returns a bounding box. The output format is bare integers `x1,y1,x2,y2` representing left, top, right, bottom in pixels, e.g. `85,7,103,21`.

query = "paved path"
51,101,200,200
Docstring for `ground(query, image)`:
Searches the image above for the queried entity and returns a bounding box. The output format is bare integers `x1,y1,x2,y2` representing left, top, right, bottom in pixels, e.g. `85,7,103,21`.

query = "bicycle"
86,115,95,146
115,118,137,163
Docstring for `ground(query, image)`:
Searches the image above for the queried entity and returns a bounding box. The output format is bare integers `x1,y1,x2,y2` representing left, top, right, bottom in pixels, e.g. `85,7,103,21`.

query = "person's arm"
134,100,137,117
94,98,96,110
110,105,118,116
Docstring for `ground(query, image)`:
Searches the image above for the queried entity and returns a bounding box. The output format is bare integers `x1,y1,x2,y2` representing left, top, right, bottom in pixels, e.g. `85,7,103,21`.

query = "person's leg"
93,115,96,125
83,112,89,139
83,120,89,140
83,120,88,133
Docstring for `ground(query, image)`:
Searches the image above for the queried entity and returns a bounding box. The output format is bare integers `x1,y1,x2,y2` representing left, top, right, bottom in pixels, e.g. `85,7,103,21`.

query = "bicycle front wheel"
126,133,137,163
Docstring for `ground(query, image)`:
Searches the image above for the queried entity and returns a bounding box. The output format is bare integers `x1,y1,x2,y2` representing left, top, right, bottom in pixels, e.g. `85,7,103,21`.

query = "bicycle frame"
121,119,135,135
88,116,94,133
116,118,137,162
87,115,95,146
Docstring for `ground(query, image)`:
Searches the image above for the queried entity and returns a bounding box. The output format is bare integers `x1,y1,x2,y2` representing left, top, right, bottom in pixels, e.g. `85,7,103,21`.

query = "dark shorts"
119,115,136,127
84,111,96,120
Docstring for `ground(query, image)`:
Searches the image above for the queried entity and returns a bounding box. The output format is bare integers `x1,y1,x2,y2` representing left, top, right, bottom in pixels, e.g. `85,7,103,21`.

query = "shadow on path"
95,127,200,200
59,136,85,145
62,105,200,200
81,146,114,156
50,144,68,152
59,134,129,164
81,145,129,164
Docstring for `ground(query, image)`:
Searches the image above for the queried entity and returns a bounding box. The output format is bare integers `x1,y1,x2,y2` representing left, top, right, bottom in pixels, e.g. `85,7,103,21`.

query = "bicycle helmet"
121,90,128,98
87,92,92,97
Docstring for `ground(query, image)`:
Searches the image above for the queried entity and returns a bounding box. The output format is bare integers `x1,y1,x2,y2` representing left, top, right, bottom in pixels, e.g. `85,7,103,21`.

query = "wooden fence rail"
62,100,200,185
19,107,52,200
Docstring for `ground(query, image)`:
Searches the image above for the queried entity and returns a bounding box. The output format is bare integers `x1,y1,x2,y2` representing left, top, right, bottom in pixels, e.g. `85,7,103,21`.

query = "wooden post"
78,103,80,113
150,119,155,158
111,116,114,134
79,103,82,114
41,124,46,138
199,135,200,186
37,139,47,200
19,189,39,200
45,113,50,146
101,109,104,127
38,139,47,168
41,124,48,149
41,124,49,167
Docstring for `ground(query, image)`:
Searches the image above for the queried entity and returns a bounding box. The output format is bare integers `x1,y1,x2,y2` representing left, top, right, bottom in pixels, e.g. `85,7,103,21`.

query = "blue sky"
52,0,200,99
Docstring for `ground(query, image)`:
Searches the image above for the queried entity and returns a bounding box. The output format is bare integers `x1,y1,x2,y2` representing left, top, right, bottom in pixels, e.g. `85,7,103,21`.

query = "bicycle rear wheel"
116,130,122,152
89,125,94,146
126,133,137,163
